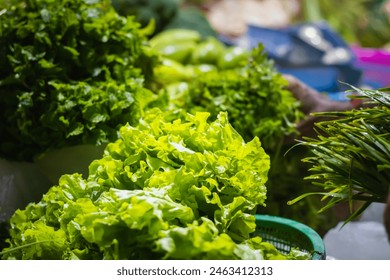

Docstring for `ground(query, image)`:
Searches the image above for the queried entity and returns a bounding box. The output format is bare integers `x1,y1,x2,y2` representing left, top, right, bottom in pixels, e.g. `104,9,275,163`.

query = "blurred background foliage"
300,0,390,48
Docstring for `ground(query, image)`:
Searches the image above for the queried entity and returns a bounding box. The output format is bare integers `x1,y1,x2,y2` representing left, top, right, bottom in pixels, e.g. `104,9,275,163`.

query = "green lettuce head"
2,109,277,260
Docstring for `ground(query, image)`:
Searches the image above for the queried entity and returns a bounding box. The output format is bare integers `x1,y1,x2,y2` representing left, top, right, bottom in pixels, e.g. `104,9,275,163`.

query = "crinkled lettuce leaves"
0,110,302,260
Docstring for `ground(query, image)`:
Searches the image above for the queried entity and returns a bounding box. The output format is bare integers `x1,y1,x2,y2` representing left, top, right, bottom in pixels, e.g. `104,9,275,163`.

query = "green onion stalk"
289,86,390,223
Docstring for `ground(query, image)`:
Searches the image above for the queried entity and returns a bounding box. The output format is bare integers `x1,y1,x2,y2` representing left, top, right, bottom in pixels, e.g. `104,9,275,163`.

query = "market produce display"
289,86,390,222
1,109,310,260
149,29,334,232
0,0,157,162
0,1,329,259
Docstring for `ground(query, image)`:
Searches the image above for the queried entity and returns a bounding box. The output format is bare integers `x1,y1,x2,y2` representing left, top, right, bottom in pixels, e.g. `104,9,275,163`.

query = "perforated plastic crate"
254,214,326,260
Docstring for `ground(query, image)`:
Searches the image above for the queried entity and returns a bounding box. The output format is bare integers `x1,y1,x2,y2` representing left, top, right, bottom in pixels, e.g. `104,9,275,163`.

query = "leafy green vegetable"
1,109,307,260
150,29,303,154
0,0,157,161
289,86,390,222
153,45,303,151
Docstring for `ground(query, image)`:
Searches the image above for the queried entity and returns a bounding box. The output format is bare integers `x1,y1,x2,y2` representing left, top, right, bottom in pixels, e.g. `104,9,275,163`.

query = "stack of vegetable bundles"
0,0,311,259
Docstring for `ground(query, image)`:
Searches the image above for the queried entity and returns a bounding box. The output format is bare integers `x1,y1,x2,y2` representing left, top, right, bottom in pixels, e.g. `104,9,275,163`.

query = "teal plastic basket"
254,214,326,260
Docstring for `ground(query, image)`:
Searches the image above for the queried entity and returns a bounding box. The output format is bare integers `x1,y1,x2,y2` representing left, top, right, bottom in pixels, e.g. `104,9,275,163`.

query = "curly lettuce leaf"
1,110,279,260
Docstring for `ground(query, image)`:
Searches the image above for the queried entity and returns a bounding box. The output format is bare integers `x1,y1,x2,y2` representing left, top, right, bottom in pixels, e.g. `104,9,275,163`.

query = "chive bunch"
290,86,390,222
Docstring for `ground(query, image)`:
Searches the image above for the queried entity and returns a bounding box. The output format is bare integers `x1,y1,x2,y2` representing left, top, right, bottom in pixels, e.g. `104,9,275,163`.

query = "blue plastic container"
240,22,363,96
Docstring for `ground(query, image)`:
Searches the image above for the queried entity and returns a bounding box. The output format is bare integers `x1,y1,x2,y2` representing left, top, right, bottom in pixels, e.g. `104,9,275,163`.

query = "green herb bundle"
0,0,157,161
154,45,303,152
290,86,390,222
1,109,309,260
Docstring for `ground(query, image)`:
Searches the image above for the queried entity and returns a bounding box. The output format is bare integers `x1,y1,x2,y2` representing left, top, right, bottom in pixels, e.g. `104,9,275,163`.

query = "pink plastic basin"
352,46,390,87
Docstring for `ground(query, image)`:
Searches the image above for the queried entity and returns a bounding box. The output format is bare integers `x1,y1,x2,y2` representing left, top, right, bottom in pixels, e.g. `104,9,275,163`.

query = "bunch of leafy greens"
1,109,310,259
0,0,157,161
154,45,302,152
289,86,390,223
